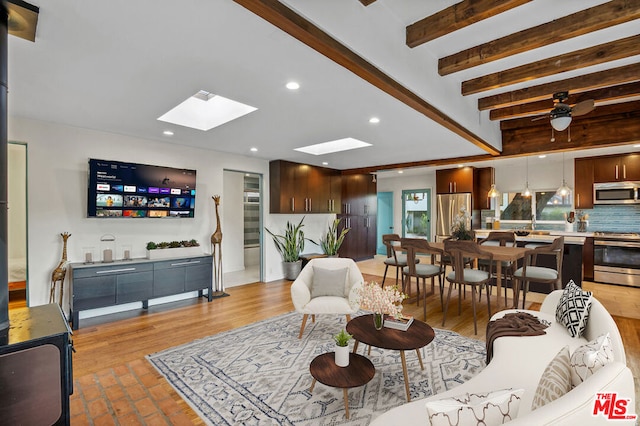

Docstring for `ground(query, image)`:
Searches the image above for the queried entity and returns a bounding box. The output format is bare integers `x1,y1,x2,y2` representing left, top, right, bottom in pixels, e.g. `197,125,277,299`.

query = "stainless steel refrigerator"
436,193,472,237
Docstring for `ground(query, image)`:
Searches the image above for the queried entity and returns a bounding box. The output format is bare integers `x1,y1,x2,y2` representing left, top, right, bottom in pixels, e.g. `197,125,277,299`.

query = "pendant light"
522,157,531,197
487,164,500,198
557,152,572,196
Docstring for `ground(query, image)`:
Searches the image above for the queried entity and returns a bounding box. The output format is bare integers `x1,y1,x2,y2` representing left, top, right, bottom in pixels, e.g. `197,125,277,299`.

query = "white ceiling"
7,0,639,171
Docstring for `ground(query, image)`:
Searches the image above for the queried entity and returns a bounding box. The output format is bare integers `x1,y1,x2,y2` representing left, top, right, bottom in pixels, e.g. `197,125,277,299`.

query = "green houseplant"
333,329,352,367
314,218,350,256
265,217,306,280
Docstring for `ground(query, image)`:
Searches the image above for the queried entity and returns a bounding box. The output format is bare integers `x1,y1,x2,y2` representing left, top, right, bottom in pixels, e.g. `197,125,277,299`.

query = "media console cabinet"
69,255,212,330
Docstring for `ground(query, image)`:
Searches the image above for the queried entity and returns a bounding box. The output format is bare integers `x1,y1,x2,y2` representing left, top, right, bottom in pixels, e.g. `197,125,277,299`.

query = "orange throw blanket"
486,312,549,364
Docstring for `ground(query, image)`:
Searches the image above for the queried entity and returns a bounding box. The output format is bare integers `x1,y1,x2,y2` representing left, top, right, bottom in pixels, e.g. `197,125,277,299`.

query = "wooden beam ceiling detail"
462,35,640,95
358,0,377,5
439,0,640,76
478,62,640,110
233,0,500,156
406,0,531,48
490,81,640,120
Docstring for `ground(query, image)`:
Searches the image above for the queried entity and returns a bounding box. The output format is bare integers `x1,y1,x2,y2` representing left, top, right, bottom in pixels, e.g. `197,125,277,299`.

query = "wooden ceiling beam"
343,154,495,175
439,0,640,76
478,62,640,110
406,0,531,48
233,0,500,156
358,0,377,5
500,107,640,157
462,35,640,95
490,81,640,120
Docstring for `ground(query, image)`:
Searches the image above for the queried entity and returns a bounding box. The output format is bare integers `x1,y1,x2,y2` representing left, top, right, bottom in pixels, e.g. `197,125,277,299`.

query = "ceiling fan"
532,91,595,131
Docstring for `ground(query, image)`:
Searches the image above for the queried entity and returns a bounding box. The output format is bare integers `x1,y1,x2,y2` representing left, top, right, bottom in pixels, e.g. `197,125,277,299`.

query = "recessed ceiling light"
158,90,257,131
163,130,174,136
634,144,640,148
398,170,404,174
286,81,300,90
322,162,328,166
294,137,372,155
538,155,547,159
457,164,464,168
250,147,258,152
369,117,380,124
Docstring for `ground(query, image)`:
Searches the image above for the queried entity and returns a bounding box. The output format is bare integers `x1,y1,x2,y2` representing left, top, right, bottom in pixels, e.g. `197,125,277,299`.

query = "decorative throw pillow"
555,280,593,337
570,333,614,387
310,267,348,298
531,346,572,410
426,388,524,426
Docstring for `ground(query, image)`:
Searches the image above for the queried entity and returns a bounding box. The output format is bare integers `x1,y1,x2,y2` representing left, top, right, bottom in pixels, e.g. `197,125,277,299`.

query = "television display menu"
87,159,196,218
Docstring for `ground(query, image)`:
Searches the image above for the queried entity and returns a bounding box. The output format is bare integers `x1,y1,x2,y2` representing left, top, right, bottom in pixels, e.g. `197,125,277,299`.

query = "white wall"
222,170,245,273
8,143,27,262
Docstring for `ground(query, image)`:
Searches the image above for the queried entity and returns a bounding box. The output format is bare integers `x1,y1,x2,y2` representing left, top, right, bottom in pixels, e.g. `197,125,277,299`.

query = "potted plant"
145,239,202,260
313,218,350,257
333,329,352,367
265,217,306,280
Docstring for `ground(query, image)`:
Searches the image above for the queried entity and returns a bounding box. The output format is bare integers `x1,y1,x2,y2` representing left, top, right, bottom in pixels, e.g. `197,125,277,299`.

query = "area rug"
147,312,486,425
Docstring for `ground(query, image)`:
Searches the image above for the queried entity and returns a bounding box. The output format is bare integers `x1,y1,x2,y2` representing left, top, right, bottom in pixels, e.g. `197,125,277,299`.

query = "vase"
334,344,349,367
282,260,302,280
373,312,384,330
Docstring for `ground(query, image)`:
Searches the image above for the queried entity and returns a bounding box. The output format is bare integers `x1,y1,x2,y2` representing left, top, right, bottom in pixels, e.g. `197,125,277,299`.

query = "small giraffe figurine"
50,232,71,307
211,195,224,294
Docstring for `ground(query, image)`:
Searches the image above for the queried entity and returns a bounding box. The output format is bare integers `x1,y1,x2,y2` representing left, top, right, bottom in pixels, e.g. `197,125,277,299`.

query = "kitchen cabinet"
339,173,377,260
574,158,594,209
70,255,212,329
269,160,341,213
474,167,493,210
593,153,640,182
436,167,475,194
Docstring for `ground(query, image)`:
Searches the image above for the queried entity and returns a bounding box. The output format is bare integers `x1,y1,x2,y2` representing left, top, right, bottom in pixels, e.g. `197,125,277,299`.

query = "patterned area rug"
147,312,486,425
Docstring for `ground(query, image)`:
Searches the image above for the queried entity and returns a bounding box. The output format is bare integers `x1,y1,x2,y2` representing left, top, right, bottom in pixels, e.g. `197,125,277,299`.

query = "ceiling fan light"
550,115,571,131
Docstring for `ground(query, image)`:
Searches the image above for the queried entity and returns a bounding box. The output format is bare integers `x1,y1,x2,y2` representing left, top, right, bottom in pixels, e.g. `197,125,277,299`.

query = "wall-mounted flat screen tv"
87,159,196,218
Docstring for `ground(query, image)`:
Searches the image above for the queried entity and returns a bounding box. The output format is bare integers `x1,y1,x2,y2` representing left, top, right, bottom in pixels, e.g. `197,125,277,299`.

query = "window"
402,189,430,239
500,190,572,224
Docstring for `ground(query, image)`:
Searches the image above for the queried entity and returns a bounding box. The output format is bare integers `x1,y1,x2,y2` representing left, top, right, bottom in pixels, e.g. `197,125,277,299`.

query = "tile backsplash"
578,205,640,233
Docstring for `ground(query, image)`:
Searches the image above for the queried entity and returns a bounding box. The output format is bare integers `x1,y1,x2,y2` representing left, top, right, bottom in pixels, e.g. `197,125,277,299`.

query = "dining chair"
513,236,564,309
400,238,445,321
477,231,517,305
443,239,494,335
382,234,417,289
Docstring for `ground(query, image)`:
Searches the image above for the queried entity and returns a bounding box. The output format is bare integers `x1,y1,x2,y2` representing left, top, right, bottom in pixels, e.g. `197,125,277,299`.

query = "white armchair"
291,257,364,338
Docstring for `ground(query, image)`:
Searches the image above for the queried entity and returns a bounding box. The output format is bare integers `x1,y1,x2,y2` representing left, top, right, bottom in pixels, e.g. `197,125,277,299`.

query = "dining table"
431,241,528,309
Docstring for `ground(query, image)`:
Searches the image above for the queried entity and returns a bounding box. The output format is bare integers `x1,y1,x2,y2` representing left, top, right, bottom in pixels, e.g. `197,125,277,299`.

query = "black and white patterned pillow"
555,280,592,338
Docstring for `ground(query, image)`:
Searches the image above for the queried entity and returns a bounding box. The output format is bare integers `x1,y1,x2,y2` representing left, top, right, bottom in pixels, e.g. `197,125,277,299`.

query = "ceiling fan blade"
572,99,595,116
531,114,549,122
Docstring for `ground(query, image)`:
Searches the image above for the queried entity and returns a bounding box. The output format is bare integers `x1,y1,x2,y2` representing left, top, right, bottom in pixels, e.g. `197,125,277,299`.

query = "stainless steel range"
593,231,640,287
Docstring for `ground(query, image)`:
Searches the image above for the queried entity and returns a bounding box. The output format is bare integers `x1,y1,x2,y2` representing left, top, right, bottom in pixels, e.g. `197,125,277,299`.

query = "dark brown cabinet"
436,167,475,194
338,173,377,261
269,160,341,213
574,158,594,209
473,167,493,210
593,153,640,182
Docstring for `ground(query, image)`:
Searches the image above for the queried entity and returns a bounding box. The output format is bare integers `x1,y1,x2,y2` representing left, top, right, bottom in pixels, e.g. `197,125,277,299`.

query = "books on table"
384,315,414,331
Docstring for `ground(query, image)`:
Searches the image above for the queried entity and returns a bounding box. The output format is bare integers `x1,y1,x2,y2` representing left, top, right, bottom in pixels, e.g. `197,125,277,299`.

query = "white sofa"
371,290,635,425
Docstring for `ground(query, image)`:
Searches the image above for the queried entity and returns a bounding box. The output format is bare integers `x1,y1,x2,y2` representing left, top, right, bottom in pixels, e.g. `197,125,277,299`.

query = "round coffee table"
346,314,435,401
309,352,375,419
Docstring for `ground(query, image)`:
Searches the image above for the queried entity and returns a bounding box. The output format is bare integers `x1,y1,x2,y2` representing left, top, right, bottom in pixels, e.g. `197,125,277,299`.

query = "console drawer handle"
96,268,136,274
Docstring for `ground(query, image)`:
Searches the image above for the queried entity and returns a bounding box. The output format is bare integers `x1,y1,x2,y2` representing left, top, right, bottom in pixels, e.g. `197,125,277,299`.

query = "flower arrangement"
357,281,406,318
451,206,473,240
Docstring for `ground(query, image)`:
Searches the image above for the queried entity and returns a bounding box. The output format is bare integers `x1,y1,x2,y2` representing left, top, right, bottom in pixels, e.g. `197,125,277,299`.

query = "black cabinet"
70,255,212,329
0,304,73,425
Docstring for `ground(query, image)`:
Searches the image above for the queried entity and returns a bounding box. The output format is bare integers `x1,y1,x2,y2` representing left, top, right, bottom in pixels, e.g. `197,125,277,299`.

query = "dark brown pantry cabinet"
338,173,377,261
269,160,341,213
436,167,475,194
574,158,594,209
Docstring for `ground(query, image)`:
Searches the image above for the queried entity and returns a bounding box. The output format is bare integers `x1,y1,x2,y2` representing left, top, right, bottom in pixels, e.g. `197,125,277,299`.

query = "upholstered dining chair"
290,257,364,339
400,238,445,321
443,239,494,335
477,231,517,305
382,234,418,289
513,236,564,309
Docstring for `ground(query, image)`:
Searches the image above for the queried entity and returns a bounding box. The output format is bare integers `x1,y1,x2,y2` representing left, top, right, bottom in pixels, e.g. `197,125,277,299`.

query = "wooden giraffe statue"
50,232,71,307
210,195,226,295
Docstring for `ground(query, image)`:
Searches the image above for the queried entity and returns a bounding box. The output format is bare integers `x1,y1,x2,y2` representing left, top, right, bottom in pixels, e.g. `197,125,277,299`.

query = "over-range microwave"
593,181,640,204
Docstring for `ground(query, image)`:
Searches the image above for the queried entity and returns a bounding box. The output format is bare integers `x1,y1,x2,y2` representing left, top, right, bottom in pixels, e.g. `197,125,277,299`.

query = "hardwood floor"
60,258,640,422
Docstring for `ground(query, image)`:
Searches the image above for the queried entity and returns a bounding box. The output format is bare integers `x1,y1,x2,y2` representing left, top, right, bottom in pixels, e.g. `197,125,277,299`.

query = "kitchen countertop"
474,229,593,245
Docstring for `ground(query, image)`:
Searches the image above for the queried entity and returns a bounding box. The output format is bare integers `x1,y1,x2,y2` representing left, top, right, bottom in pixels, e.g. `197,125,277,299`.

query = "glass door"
402,189,431,240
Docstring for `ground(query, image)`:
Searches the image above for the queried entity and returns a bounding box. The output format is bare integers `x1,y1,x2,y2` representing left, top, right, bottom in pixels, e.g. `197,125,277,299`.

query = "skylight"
294,138,372,155
158,90,257,131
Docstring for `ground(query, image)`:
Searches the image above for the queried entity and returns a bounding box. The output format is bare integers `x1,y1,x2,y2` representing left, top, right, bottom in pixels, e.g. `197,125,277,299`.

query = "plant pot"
283,260,302,280
146,246,203,260
334,344,350,367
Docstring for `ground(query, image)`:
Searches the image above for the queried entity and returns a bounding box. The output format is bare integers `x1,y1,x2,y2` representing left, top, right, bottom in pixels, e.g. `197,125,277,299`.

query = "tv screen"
87,159,196,218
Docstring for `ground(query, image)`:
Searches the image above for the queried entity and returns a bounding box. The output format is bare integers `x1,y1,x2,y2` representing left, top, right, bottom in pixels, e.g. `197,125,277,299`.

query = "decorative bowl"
515,230,530,236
